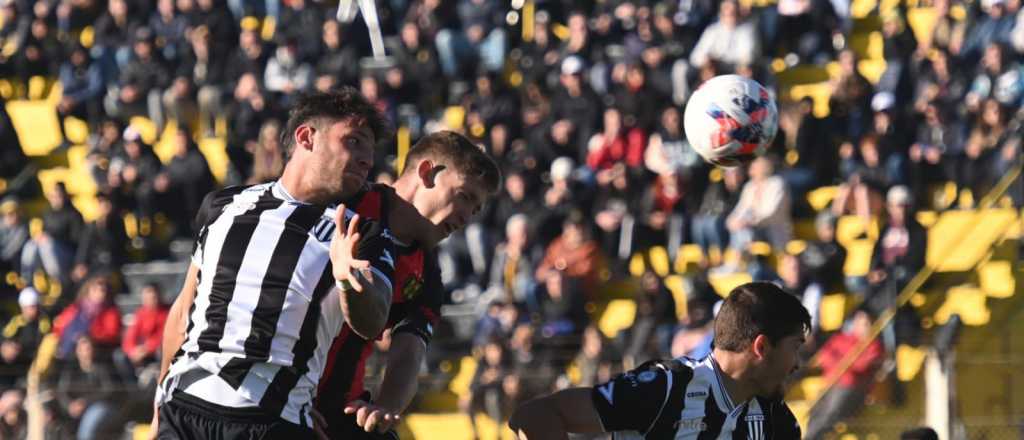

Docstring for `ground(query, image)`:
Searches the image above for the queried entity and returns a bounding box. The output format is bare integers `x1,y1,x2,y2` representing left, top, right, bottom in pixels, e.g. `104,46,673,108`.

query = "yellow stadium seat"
929,209,1017,272
836,216,877,247
800,376,825,401
664,275,689,321
708,272,752,298
261,16,276,42
789,82,832,118
35,168,70,193
27,76,48,100
819,294,849,332
896,344,927,382
72,195,100,222
786,240,807,256
154,119,179,163
934,286,990,326
448,356,476,399
979,260,1015,299
807,186,839,212
129,116,159,146
6,100,62,156
674,244,704,274
63,116,90,145
843,239,874,277
859,59,888,84
79,26,95,48
915,210,938,228
598,299,636,338
198,137,230,183
133,424,151,440
406,413,516,440
907,7,939,47
648,246,671,277
850,0,878,18
443,106,466,131
628,252,646,277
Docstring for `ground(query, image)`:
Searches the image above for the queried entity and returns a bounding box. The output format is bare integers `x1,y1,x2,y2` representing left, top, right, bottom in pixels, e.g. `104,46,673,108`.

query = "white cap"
871,92,895,112
18,287,40,307
561,56,584,76
550,156,575,180
887,185,913,207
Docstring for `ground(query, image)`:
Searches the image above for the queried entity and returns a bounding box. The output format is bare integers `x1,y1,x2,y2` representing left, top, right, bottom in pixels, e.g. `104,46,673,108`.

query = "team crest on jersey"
401,276,423,300
638,371,658,383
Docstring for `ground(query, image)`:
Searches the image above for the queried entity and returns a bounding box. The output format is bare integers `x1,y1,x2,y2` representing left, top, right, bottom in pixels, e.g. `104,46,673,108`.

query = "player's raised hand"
344,399,401,433
330,204,372,292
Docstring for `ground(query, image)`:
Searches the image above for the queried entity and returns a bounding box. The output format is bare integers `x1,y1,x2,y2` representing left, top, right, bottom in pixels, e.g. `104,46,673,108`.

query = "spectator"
107,128,162,220
393,21,443,111
644,106,705,183
726,156,792,252
620,270,677,364
155,127,215,238
264,37,313,98
958,0,1015,63
148,0,189,63
71,194,127,283
867,186,927,346
0,199,28,275
0,96,28,184
784,97,837,194
247,119,285,185
86,118,124,190
473,301,521,349
165,25,226,137
461,338,514,438
57,44,104,148
315,19,360,90
488,214,540,305
574,325,615,387
91,0,136,73
193,0,237,58
17,17,62,82
909,102,961,203
275,0,322,62
778,253,824,334
536,210,607,299
489,169,539,235
674,0,759,103
534,270,588,338
53,275,122,360
56,336,118,439
637,170,687,251
830,49,874,140
958,98,1016,201
435,0,506,78
20,183,83,287
104,27,169,130
800,211,848,293
0,388,26,439
224,28,270,90
692,167,745,261
805,308,884,440
925,0,966,55
551,56,602,161
833,133,902,223
226,72,273,184
965,43,1021,115
586,107,647,173
0,288,50,387
116,283,167,382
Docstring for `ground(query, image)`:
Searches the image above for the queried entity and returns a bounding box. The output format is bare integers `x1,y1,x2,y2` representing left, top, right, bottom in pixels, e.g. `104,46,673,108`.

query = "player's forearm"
158,296,187,385
340,273,392,339
374,335,425,413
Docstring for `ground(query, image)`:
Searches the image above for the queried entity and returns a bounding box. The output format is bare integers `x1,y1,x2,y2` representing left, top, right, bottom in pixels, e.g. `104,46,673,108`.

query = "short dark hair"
901,428,939,440
402,131,502,194
281,87,390,159
714,282,811,352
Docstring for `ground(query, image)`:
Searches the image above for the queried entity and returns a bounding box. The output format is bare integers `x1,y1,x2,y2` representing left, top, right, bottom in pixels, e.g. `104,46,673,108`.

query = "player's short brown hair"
714,282,810,352
402,131,502,194
282,87,390,159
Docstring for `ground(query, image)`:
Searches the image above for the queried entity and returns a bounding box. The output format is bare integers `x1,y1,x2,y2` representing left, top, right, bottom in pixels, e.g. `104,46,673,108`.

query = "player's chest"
392,250,426,303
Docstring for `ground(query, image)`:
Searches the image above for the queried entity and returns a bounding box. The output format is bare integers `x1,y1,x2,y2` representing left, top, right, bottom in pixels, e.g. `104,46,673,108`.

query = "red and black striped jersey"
315,184,443,418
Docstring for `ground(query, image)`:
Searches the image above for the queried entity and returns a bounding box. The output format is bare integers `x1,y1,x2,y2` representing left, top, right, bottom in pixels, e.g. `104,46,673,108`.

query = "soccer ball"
683,75,778,168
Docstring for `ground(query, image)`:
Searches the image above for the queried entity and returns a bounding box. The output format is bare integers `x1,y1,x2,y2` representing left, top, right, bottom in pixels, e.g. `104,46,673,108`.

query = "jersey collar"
709,355,738,411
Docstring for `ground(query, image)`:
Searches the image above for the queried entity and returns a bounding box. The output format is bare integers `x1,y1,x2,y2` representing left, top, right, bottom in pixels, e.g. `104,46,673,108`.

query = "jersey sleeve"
191,189,227,266
591,360,681,434
392,250,443,345
351,214,397,294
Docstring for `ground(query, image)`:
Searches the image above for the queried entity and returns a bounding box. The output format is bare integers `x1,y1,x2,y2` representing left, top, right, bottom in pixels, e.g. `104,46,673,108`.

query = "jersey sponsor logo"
638,371,658,383
744,414,765,422
401,275,423,300
598,382,615,404
686,391,707,398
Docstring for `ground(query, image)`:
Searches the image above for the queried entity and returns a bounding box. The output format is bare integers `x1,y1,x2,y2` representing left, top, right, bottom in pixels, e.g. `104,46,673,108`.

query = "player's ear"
294,124,316,152
416,159,444,189
752,334,771,360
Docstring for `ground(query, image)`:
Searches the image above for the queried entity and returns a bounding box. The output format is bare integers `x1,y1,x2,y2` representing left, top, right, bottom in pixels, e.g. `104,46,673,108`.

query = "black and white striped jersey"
156,181,396,427
591,356,802,440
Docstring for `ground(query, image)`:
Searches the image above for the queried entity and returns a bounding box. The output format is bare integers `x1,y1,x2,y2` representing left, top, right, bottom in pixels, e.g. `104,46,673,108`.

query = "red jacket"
817,332,884,389
122,305,169,356
54,302,122,348
586,128,647,171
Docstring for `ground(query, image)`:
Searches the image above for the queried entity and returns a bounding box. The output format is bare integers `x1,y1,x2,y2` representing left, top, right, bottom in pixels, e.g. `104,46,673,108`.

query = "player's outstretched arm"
509,388,605,440
331,204,393,339
345,332,426,433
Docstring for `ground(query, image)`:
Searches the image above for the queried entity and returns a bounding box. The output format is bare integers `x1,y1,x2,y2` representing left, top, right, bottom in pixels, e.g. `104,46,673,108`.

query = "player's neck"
278,163,335,205
711,349,757,405
391,177,435,246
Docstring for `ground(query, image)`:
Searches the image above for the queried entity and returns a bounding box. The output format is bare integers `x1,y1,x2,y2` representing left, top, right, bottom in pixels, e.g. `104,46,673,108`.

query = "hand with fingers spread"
330,203,372,291
344,399,401,434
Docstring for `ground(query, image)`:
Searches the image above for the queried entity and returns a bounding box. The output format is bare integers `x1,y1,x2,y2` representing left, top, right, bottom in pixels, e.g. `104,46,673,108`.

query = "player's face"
417,168,488,245
314,119,375,200
758,333,805,397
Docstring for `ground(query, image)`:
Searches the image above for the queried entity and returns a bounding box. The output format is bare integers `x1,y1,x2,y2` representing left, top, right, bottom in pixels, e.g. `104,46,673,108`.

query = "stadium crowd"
0,0,1022,437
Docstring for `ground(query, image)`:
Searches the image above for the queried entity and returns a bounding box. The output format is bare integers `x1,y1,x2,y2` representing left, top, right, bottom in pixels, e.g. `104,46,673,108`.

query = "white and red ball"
683,74,778,168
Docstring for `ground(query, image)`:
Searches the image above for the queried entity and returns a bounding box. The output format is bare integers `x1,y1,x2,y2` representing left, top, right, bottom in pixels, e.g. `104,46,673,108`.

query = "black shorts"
158,392,314,439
